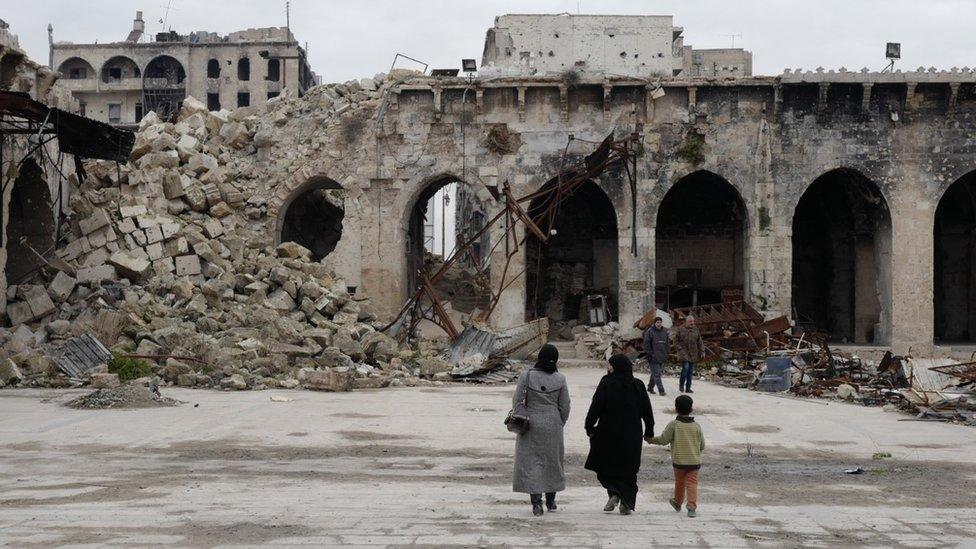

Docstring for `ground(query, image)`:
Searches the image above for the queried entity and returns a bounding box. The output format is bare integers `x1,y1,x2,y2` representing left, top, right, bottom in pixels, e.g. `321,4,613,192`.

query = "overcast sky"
5,1,976,82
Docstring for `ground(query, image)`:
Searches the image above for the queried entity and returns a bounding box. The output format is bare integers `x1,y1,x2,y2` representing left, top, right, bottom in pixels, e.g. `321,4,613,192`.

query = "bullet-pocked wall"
263,70,976,356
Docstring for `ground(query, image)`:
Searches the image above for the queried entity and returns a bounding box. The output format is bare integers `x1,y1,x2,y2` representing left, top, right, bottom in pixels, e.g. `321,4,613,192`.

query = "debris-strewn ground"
2,368,975,547
1,76,469,392
65,383,179,409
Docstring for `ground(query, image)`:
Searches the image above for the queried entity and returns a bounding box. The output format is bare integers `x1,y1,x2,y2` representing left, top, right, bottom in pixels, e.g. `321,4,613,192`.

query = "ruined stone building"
3,12,976,370
481,14,752,78
51,11,317,126
266,16,972,357
1,19,130,319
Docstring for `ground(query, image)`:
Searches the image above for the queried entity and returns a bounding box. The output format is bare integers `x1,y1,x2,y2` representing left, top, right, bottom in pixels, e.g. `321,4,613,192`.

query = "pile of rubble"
703,340,976,426
1,77,462,391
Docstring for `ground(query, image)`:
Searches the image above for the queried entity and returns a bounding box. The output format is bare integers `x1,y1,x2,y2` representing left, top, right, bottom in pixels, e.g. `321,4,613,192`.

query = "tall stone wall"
260,70,976,355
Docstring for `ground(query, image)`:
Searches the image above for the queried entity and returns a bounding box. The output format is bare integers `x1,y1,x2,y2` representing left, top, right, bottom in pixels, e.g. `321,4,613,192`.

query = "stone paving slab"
1,367,975,547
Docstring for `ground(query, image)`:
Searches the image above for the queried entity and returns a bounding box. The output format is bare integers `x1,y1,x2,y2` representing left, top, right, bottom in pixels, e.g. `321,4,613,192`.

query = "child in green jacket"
646,395,705,517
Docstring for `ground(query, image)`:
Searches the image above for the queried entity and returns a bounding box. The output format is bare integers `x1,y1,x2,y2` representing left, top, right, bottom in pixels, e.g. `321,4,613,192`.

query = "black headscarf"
534,343,559,373
608,353,634,378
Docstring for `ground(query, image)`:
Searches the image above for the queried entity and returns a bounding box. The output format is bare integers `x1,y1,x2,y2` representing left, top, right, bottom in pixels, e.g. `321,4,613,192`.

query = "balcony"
99,77,143,91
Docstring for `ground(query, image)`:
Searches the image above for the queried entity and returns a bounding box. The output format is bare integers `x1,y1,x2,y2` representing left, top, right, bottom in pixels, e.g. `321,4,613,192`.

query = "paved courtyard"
2,365,975,547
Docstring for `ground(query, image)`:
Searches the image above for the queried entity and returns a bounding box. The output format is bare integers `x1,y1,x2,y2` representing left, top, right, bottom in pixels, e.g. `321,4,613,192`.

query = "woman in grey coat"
512,343,571,516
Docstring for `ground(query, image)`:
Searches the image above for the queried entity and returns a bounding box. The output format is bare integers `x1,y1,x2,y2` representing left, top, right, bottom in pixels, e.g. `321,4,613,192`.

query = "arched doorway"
56,57,95,80
526,180,618,328
934,171,976,342
792,168,891,343
143,55,186,119
655,170,747,310
278,177,344,261
5,159,55,284
100,56,140,82
405,176,490,335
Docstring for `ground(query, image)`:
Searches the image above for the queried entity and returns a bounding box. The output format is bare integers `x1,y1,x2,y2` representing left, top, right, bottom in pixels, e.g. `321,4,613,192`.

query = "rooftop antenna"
728,34,742,48
159,0,178,32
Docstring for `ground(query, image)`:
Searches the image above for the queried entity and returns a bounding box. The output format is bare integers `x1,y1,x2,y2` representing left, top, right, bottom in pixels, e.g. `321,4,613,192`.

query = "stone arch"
525,177,620,326
276,176,345,261
933,169,976,342
143,55,186,118
100,55,140,83
5,159,55,284
655,169,749,310
56,57,95,79
792,167,892,344
399,173,493,334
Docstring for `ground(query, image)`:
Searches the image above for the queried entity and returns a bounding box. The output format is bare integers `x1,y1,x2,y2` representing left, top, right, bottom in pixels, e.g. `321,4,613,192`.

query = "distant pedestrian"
584,354,654,515
643,317,669,396
646,395,705,517
673,315,707,393
512,343,571,516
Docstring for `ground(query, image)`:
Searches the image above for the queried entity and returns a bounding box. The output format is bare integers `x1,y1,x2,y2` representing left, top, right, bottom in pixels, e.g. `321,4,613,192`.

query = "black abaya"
584,355,654,510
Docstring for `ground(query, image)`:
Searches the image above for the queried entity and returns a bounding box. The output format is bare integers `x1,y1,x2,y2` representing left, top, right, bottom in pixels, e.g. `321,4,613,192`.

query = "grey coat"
512,368,571,494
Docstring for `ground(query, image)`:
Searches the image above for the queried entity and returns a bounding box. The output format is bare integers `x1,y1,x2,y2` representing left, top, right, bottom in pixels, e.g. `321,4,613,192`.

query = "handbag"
504,371,531,434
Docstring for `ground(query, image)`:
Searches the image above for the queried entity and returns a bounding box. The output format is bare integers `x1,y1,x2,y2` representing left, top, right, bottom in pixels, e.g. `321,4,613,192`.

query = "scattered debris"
66,383,179,409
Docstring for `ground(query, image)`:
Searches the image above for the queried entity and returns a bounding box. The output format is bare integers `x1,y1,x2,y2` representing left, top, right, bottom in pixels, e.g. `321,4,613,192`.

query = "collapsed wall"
1,76,458,390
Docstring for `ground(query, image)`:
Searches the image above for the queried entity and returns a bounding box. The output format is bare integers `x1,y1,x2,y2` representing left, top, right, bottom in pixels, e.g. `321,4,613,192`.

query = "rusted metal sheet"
52,333,112,378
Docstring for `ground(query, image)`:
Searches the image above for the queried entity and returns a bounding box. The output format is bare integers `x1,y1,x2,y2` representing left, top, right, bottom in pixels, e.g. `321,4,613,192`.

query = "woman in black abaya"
583,353,655,515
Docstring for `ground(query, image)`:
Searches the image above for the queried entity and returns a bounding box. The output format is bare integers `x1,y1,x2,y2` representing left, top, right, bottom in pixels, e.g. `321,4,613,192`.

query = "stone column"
887,181,934,354
617,181,656,336
487,209,527,330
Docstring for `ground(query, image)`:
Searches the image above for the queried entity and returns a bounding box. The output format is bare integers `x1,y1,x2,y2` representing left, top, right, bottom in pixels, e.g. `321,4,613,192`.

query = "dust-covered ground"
2,366,975,547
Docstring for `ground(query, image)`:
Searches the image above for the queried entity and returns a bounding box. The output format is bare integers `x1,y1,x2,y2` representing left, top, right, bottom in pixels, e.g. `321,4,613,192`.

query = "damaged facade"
4,13,976,392
481,14,752,78
51,11,317,125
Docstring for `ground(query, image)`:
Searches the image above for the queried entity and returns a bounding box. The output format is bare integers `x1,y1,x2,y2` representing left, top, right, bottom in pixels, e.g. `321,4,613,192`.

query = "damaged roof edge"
0,91,135,162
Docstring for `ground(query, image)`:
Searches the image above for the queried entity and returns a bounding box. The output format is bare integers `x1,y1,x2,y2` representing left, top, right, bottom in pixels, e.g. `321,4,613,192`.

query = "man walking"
643,317,669,396
673,315,707,393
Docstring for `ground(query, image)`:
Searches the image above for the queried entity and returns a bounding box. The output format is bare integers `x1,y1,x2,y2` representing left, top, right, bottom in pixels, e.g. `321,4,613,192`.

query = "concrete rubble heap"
1,75,456,391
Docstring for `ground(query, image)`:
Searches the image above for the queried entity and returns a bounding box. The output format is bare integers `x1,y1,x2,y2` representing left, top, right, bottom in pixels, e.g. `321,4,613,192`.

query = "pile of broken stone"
1,81,455,392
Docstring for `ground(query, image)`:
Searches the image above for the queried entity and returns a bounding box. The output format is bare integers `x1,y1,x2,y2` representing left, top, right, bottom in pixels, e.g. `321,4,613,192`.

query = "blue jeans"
680,361,695,391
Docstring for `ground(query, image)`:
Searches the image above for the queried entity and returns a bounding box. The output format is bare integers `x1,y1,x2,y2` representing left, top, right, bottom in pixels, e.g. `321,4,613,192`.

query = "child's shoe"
687,507,697,518
669,498,681,512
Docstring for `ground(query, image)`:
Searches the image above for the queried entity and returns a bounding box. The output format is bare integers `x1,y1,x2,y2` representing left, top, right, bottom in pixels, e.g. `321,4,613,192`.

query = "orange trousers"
673,467,699,510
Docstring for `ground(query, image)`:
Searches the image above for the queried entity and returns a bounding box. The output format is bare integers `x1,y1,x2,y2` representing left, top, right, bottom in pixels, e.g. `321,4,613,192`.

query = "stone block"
209,201,232,218
153,257,176,275
162,173,185,199
144,225,164,244
0,358,23,385
119,204,148,218
146,242,165,260
24,286,56,319
117,217,138,234
276,241,312,259
174,255,202,276
90,372,120,389
48,271,76,301
161,223,181,240
6,301,34,325
79,208,111,235
58,236,90,261
203,219,224,239
76,265,117,284
299,368,353,392
108,251,151,282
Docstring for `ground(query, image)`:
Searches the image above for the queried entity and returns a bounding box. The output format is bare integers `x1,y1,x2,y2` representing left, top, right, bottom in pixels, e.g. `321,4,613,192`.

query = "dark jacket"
673,324,707,363
584,357,655,477
643,325,669,363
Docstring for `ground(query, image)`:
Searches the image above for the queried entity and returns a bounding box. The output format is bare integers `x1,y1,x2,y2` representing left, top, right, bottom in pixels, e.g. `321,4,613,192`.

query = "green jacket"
648,416,704,469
